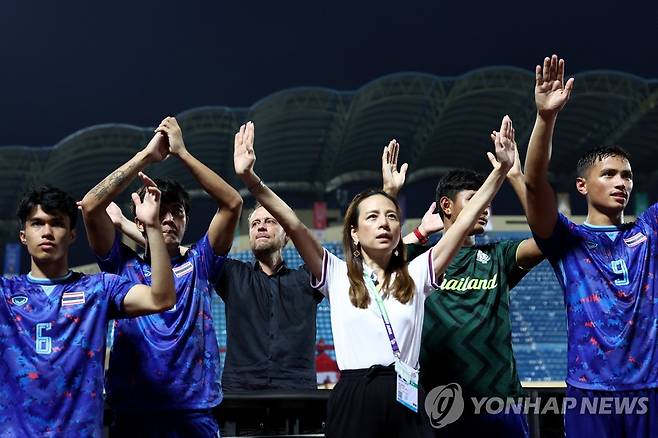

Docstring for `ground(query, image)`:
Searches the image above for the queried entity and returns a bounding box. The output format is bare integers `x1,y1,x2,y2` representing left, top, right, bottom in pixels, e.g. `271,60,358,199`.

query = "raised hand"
491,125,522,179
535,54,574,118
419,201,444,236
106,202,126,227
381,139,408,197
487,115,515,173
155,117,187,156
143,131,169,163
132,172,161,227
233,121,256,177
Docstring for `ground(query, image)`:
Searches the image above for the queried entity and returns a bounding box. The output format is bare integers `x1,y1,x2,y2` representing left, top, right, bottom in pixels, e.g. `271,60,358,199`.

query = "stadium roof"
2,67,658,223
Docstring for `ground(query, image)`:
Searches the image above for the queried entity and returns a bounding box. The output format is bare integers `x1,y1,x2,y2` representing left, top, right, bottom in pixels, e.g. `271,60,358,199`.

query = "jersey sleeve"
638,202,658,231
96,234,135,274
102,273,139,319
532,213,576,264
192,233,226,283
310,248,346,299
213,258,242,301
497,240,529,288
407,247,442,298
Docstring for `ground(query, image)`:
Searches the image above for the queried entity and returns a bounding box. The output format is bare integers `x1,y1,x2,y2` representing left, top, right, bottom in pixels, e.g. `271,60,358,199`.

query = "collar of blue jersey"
582,221,633,232
27,270,74,285
141,248,188,266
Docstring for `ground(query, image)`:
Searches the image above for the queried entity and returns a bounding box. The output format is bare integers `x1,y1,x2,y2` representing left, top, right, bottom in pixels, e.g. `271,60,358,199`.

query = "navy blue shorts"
109,409,220,438
564,385,658,437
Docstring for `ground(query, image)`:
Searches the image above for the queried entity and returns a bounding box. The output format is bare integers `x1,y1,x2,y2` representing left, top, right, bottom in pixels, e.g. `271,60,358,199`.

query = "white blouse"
312,248,440,370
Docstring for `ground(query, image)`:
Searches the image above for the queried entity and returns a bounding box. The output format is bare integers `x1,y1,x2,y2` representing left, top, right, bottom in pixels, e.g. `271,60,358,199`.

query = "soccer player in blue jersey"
525,55,658,436
79,116,242,437
0,184,175,437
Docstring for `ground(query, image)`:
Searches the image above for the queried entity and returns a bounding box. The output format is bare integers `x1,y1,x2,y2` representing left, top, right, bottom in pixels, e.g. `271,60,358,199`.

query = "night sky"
2,0,657,147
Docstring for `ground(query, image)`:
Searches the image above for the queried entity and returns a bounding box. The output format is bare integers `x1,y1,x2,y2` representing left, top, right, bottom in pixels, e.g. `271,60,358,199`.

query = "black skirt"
325,364,433,438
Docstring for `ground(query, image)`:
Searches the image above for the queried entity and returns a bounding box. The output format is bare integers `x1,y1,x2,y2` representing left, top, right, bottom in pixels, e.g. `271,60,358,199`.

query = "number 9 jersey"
534,204,658,391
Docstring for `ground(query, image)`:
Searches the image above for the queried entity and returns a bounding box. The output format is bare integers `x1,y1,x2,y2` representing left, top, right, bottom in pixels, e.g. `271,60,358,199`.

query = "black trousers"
325,364,433,438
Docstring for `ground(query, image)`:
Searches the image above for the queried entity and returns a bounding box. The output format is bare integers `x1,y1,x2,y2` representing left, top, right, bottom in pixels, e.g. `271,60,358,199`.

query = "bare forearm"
403,233,419,245
241,170,324,277
241,171,300,229
524,114,556,186
524,114,559,237
120,217,146,247
82,151,151,211
431,168,506,275
144,225,175,308
508,175,529,216
178,150,242,210
457,168,507,232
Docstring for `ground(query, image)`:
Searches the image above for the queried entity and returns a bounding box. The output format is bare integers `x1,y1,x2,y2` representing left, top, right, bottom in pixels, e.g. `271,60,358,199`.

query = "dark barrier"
103,385,566,437
217,390,329,437
214,385,567,438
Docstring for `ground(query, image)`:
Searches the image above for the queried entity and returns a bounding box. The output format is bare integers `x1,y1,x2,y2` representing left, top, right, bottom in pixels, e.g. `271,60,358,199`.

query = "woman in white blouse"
234,117,515,438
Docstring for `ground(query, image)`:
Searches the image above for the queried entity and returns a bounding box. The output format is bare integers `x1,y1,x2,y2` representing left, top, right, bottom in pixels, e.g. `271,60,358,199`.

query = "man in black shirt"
216,200,324,391
219,121,324,391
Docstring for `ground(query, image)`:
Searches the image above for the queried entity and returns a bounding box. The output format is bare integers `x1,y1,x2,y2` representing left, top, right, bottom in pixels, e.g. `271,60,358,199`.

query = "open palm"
381,139,408,196
234,122,256,176
487,115,515,173
535,55,574,117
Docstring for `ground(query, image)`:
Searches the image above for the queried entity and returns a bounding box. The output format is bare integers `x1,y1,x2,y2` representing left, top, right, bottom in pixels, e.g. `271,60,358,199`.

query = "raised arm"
402,202,443,245
430,116,515,277
524,54,574,238
491,126,528,215
491,125,544,269
156,117,243,255
381,139,408,198
106,202,147,247
122,174,176,316
79,132,168,256
234,122,324,278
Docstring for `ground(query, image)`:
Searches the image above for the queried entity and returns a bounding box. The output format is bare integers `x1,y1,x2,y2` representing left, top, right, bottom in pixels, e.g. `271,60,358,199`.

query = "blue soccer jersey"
98,234,225,412
0,271,134,437
535,204,658,390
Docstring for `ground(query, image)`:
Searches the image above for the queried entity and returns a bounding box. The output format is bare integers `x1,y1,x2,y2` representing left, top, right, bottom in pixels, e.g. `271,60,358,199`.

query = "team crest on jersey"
11,295,28,306
142,265,152,277
61,291,85,307
173,261,194,278
624,232,647,248
585,240,598,249
476,250,491,264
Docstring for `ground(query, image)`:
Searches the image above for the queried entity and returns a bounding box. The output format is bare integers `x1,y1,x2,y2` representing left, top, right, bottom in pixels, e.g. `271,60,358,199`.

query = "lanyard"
363,272,401,359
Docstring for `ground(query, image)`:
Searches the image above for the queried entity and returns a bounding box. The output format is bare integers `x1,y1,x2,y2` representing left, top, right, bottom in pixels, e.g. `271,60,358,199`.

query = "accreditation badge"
395,359,419,412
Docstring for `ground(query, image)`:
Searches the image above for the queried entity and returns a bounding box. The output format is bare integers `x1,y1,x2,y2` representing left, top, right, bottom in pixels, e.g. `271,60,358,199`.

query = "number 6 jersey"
534,204,658,391
0,271,135,437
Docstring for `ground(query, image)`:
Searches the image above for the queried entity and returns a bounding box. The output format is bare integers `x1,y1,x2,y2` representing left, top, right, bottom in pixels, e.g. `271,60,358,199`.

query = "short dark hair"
17,185,78,228
131,178,191,218
576,146,631,177
435,169,485,218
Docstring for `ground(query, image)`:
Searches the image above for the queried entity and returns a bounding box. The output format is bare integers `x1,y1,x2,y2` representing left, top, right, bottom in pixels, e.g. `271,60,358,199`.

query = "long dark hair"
342,189,415,308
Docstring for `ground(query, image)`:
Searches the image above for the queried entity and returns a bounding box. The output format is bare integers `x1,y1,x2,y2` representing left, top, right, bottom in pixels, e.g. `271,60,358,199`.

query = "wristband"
413,227,429,245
